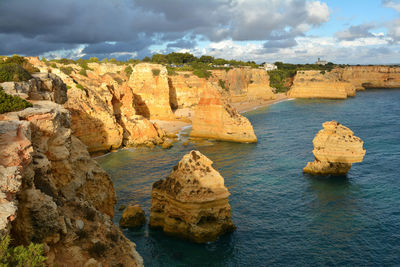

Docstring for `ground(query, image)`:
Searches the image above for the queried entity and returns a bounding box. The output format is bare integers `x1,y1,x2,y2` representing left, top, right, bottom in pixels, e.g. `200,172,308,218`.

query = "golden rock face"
149,150,235,243
190,83,257,143
288,70,356,99
304,121,366,175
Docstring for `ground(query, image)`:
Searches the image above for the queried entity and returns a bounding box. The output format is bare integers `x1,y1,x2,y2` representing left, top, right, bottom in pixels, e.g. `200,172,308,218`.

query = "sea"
96,88,400,266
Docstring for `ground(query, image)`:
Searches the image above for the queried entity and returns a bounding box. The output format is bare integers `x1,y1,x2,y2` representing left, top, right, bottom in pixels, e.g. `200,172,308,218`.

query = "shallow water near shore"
97,89,400,266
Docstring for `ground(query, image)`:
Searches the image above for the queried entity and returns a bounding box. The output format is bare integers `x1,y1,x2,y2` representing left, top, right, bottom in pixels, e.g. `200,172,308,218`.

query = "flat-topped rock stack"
149,150,235,243
304,121,366,175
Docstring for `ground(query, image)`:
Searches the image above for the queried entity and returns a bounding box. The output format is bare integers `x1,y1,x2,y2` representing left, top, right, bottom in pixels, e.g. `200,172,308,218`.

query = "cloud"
382,0,400,12
0,0,330,58
335,24,375,41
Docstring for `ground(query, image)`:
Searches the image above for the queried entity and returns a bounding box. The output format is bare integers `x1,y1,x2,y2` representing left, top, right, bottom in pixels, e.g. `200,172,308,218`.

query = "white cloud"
306,1,330,24
382,0,400,12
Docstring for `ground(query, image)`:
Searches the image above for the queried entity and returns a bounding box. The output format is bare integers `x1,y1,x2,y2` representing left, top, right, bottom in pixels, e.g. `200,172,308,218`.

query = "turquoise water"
97,89,400,266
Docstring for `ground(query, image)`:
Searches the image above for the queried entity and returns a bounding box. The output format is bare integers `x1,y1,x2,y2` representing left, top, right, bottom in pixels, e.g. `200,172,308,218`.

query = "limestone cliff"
0,76,143,266
336,66,400,90
211,68,276,103
190,82,257,143
288,70,356,99
149,150,235,243
29,60,166,153
128,63,174,120
304,121,366,175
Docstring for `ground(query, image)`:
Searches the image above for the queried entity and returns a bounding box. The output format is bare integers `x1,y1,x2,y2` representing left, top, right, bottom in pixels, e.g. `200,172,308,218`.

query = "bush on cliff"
124,66,133,76
0,235,47,267
0,63,32,83
193,68,211,79
60,66,74,75
152,69,160,76
0,86,33,113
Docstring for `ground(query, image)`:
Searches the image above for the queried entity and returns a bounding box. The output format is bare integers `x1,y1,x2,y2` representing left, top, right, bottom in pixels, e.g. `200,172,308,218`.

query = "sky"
0,0,399,64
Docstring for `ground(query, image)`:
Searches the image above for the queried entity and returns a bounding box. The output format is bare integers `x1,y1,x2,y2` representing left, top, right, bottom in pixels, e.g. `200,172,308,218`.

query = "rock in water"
190,83,257,143
303,121,366,175
149,150,235,243
119,205,146,228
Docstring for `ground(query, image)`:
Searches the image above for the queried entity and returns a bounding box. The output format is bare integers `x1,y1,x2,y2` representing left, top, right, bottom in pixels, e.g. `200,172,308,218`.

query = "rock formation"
119,205,146,228
128,63,174,120
52,63,167,153
149,150,235,243
190,83,257,143
0,72,67,104
288,70,356,99
336,66,400,90
0,76,143,266
211,68,276,103
304,121,366,175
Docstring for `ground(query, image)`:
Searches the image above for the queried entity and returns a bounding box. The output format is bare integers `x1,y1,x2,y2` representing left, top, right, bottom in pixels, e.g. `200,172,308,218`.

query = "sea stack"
149,150,235,243
190,83,257,143
303,121,366,175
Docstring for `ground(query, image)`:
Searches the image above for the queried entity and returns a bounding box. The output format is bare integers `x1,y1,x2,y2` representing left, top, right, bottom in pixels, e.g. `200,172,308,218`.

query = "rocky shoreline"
1,57,399,265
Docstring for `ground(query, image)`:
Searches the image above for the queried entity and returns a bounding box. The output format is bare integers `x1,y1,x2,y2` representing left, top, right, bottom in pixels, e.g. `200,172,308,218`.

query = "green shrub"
166,67,177,76
152,69,160,76
113,77,123,85
320,70,326,75
218,79,227,91
76,84,86,91
0,86,33,113
124,66,133,76
2,55,39,74
60,66,74,75
66,85,71,89
193,68,211,79
79,69,87,76
50,63,57,68
0,63,32,83
183,74,190,78
0,235,47,267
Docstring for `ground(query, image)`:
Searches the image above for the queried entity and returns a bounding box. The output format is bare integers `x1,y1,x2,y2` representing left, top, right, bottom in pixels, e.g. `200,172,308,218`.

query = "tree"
142,56,151,62
199,55,214,63
151,54,168,64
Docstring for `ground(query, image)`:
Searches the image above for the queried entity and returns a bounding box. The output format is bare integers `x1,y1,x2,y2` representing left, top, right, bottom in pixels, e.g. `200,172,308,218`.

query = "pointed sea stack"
303,121,366,175
149,150,235,243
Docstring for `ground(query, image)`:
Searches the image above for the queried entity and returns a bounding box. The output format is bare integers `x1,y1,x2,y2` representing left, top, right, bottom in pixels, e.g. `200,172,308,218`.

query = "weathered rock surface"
190,83,257,143
211,68,276,103
149,150,235,243
128,63,174,120
337,66,400,90
58,63,166,153
1,90,143,265
119,205,146,228
288,70,356,99
304,121,366,175
0,72,67,104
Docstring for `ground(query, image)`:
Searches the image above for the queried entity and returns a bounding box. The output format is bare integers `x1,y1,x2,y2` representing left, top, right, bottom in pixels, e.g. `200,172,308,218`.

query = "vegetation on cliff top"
268,62,336,92
0,55,40,83
0,235,47,267
0,86,33,114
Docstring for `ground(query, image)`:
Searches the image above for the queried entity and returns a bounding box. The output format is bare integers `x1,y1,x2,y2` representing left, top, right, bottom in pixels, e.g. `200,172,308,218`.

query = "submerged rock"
149,150,235,243
303,121,366,175
120,205,146,228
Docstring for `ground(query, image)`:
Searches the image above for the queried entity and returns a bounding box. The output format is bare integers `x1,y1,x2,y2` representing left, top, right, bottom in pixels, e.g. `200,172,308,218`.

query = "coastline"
232,93,288,113
153,93,289,135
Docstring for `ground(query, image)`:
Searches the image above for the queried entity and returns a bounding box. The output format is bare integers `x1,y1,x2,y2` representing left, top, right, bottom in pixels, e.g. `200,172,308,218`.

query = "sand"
153,93,288,134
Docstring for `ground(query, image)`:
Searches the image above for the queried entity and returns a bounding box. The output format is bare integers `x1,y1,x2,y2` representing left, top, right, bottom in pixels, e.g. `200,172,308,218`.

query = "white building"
315,58,327,65
264,63,277,71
